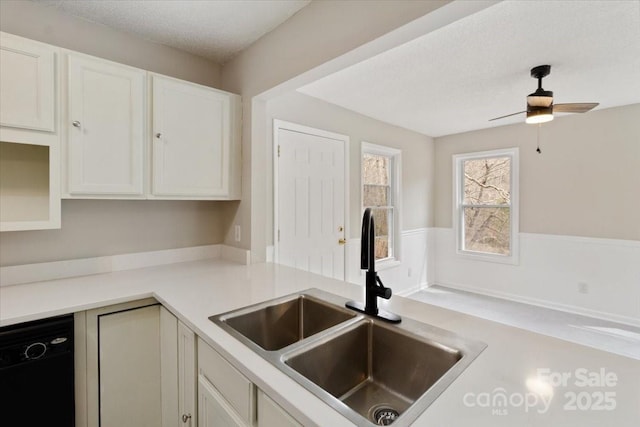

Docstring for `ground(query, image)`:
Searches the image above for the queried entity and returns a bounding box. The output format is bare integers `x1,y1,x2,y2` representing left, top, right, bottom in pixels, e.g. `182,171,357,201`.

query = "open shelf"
0,141,60,231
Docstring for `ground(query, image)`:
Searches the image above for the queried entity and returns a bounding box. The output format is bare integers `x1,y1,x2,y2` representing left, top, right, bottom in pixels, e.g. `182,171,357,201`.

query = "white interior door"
276,123,346,280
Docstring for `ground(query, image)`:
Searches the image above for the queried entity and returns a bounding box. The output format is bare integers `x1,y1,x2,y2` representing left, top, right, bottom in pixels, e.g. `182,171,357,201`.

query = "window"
361,142,401,264
453,148,519,263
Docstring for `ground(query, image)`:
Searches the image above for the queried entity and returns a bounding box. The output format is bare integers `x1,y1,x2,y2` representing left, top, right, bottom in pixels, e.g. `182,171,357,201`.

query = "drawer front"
257,390,302,427
197,338,254,424
198,375,244,427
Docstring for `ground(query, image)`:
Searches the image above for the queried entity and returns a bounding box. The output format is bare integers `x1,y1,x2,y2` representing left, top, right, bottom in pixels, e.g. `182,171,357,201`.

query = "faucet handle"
375,275,392,299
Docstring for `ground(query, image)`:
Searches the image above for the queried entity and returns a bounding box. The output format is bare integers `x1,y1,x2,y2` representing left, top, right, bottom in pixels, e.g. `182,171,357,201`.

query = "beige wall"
434,104,640,241
219,0,499,261
0,1,233,266
0,0,221,87
0,200,238,266
266,91,433,243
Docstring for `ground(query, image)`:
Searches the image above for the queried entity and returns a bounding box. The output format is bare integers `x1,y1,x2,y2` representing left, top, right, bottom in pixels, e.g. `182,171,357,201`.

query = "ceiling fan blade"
553,103,599,113
489,111,526,121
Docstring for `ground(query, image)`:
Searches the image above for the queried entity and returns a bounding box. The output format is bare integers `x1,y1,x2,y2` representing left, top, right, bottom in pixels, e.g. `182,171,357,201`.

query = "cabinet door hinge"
277,145,280,157
277,229,280,242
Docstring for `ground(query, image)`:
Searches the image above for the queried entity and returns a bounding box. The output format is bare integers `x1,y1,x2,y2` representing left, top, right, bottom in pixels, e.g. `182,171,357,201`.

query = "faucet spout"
346,208,401,323
360,208,375,271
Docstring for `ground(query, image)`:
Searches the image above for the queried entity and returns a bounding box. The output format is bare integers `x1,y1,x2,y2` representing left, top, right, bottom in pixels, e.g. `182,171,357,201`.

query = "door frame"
273,119,350,280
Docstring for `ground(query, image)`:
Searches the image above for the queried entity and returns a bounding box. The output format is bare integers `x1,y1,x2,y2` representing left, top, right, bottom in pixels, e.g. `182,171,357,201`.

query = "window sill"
455,250,519,266
375,259,401,271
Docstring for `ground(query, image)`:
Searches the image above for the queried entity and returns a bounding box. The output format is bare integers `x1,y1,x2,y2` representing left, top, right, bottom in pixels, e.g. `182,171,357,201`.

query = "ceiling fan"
489,65,599,124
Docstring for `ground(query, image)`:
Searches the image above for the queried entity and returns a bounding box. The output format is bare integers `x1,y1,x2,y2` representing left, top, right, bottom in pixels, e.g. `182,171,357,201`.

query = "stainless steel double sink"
210,289,486,426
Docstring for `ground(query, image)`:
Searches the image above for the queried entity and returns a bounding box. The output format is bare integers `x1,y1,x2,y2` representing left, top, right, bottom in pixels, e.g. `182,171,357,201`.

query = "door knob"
72,120,81,128
181,413,192,423
338,238,347,245
155,133,162,139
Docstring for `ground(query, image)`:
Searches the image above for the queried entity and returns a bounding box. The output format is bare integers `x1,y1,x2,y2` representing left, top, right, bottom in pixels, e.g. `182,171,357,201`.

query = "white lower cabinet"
196,337,303,427
198,374,246,427
257,389,302,427
77,304,302,427
161,307,197,427
197,337,255,426
99,305,162,427
77,299,162,427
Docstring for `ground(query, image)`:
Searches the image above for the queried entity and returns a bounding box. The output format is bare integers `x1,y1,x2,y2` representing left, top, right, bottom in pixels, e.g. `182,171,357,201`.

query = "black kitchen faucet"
346,208,401,323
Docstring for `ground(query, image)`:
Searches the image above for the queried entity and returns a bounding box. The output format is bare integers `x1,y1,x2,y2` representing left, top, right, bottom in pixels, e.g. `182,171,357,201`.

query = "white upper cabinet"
0,32,61,232
65,53,145,196
151,74,240,199
1,31,241,212
0,32,57,146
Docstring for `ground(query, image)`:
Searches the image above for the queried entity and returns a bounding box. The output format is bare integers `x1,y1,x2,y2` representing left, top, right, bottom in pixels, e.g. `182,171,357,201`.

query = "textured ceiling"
34,0,311,63
298,1,640,137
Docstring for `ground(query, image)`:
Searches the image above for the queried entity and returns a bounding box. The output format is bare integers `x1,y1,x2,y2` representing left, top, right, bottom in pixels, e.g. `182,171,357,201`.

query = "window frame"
361,141,402,269
453,147,519,265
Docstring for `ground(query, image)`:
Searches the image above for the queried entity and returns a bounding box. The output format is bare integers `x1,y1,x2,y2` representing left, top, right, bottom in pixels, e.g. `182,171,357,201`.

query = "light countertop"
1,259,638,426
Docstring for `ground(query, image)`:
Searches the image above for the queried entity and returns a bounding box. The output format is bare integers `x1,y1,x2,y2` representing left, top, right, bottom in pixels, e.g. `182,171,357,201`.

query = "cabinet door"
257,390,302,427
178,321,197,427
67,53,145,196
0,32,55,133
98,304,162,427
160,308,197,427
198,375,245,427
151,74,230,197
160,307,179,427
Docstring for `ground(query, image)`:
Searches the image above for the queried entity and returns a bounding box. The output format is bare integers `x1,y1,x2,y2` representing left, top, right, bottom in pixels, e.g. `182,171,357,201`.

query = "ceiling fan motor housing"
527,65,554,122
527,89,554,108
528,64,553,110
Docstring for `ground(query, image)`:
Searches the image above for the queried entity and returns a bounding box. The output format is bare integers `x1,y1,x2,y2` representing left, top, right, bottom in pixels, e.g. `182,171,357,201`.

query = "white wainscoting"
345,228,431,296
432,228,640,327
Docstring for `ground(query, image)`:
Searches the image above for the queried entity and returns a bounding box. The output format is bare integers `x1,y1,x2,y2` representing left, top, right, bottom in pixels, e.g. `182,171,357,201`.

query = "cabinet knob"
181,413,192,423
72,120,81,128
155,133,162,139
338,238,347,245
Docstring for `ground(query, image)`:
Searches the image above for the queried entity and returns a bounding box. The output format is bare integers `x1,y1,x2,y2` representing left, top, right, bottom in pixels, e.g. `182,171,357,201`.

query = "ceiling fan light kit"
525,107,554,124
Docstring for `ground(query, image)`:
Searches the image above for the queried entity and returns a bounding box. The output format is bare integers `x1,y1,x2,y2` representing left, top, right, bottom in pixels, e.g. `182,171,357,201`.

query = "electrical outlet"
578,282,589,294
234,225,241,242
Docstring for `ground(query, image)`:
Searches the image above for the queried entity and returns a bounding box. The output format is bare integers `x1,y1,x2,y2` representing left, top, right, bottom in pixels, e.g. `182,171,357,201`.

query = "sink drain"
372,406,399,425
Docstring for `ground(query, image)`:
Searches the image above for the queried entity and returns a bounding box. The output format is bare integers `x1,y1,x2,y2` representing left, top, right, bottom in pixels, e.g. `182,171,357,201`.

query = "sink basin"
210,289,486,426
214,294,356,351
284,319,462,423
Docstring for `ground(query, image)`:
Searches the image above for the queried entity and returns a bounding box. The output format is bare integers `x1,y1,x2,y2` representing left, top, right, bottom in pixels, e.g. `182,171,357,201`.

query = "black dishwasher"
0,314,75,426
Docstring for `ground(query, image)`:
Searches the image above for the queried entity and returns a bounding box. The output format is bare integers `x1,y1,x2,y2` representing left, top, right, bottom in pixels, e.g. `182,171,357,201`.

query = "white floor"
407,285,640,360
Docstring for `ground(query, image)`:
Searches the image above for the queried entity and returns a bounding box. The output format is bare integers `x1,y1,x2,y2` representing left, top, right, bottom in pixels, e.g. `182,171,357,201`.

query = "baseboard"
1,244,227,287
436,281,640,328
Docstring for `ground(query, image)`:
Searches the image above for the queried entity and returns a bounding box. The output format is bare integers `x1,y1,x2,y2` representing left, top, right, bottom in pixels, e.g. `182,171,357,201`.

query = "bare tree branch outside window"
363,153,393,260
462,157,511,255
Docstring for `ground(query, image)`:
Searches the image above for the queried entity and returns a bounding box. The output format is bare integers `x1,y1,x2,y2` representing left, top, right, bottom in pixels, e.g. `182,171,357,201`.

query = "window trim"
453,148,519,265
361,141,402,268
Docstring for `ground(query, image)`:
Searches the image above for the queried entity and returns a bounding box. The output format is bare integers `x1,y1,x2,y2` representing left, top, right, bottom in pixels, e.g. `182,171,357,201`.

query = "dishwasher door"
0,314,75,426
